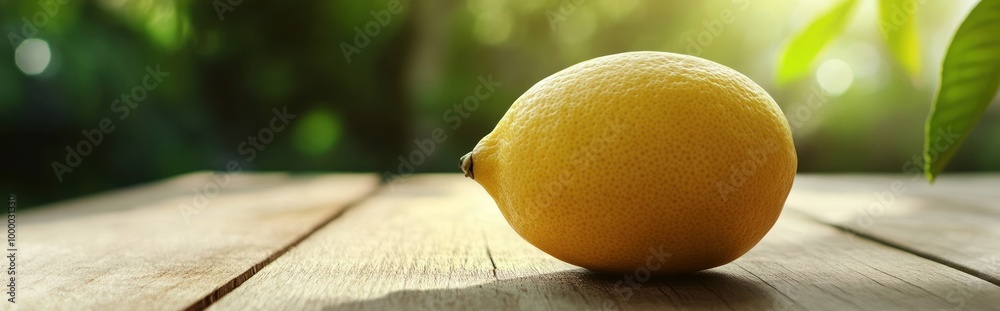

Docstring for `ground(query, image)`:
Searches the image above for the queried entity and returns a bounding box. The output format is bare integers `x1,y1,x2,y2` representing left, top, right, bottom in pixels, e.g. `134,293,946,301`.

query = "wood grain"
210,174,1000,310
15,172,379,310
786,174,1000,285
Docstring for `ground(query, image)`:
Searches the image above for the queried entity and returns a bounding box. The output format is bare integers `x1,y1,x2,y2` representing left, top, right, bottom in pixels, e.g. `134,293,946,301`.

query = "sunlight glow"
816,58,854,96
294,109,342,156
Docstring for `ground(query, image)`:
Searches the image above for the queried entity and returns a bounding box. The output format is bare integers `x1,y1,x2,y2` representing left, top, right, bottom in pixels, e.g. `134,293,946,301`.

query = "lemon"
461,51,796,274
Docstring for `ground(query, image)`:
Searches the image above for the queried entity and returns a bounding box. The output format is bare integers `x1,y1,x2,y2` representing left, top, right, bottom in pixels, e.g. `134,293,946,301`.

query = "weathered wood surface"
210,174,1000,311
14,172,379,311
786,174,1000,285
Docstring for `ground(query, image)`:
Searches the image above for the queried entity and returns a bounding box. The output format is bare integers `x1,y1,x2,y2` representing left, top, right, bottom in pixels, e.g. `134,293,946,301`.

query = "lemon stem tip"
460,152,474,179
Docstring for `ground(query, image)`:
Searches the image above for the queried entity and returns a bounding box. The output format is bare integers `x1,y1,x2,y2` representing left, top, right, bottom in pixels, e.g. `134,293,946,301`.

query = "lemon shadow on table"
322,269,787,310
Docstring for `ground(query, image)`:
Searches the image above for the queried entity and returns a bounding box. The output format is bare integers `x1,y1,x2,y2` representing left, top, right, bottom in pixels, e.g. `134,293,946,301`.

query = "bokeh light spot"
145,5,183,48
293,108,342,156
15,39,52,76
816,58,854,96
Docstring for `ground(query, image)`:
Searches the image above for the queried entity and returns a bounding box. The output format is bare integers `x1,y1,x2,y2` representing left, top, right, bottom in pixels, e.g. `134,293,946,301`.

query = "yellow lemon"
461,51,796,274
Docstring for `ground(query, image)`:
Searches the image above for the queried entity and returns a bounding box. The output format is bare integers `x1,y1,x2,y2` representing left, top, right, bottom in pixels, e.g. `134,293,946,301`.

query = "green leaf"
878,0,921,80
925,0,1000,182
776,0,859,84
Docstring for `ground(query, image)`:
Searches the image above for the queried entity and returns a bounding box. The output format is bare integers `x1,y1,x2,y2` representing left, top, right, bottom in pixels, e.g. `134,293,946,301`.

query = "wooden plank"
786,174,1000,285
15,172,379,310
210,174,1000,310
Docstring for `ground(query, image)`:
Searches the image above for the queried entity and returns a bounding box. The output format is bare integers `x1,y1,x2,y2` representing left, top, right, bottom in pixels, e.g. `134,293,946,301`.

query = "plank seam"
181,183,384,311
482,230,499,280
786,210,1000,288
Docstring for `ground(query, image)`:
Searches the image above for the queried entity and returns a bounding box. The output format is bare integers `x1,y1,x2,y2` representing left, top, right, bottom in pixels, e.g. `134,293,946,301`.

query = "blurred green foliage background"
2,0,997,207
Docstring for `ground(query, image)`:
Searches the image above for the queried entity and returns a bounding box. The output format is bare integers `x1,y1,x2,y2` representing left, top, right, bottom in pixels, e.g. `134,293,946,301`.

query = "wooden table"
11,173,1000,310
